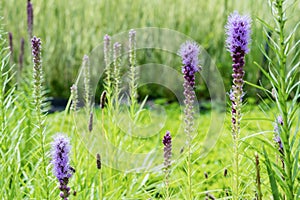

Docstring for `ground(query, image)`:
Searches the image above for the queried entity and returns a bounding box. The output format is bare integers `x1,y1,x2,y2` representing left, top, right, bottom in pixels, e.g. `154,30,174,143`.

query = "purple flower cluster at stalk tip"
163,131,172,175
8,32,13,55
51,134,75,199
225,11,251,55
27,0,33,39
31,36,41,65
178,41,200,87
104,34,111,63
129,29,136,43
226,11,251,135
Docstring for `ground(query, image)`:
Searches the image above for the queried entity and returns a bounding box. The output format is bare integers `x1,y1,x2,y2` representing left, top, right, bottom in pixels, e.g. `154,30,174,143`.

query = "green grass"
2,0,299,99
1,93,281,199
0,0,299,199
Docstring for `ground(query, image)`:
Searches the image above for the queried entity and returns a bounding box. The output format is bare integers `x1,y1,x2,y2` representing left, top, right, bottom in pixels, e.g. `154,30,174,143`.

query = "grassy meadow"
0,0,299,200
2,0,299,99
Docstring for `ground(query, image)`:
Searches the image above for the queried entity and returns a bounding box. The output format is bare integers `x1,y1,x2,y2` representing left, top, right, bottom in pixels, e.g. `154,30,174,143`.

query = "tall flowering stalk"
128,29,138,119
254,153,262,200
19,38,25,72
254,1,299,198
8,32,13,59
113,42,122,113
27,0,33,39
70,84,78,112
96,153,103,199
31,36,49,198
178,41,200,200
103,34,113,111
225,11,251,199
163,131,172,200
82,55,90,111
51,134,75,200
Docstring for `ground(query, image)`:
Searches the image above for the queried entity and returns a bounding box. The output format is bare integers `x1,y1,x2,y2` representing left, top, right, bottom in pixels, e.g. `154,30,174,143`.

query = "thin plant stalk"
225,11,251,199
96,153,103,199
255,153,262,200
31,36,49,199
128,29,138,119
178,41,201,200
113,42,122,114
103,34,113,113
256,0,299,198
163,131,172,200
82,55,90,113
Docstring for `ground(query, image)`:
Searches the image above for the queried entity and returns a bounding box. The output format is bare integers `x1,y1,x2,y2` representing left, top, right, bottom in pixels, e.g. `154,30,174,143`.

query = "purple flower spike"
163,131,172,176
225,11,251,55
51,134,73,181
226,11,251,138
8,32,13,55
274,116,284,155
31,36,41,65
27,0,34,39
178,41,200,87
51,134,74,199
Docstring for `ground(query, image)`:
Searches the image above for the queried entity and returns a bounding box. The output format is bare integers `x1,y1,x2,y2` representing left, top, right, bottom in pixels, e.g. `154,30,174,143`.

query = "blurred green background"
1,0,299,101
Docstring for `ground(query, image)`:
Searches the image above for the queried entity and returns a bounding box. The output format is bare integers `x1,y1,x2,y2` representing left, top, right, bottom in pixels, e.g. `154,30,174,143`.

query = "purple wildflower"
104,34,111,67
225,11,251,55
31,36,41,66
82,55,90,108
19,38,25,72
178,41,200,87
274,116,284,155
226,11,251,138
179,41,201,143
8,32,13,56
103,34,112,93
163,131,172,170
96,153,101,170
31,36,43,106
163,131,172,191
226,12,251,198
277,115,283,125
51,134,74,199
128,29,138,109
27,0,34,39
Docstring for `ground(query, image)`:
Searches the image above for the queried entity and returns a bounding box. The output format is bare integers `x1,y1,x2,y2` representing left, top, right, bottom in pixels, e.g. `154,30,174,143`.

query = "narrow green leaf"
292,147,299,182
254,61,279,88
263,147,280,200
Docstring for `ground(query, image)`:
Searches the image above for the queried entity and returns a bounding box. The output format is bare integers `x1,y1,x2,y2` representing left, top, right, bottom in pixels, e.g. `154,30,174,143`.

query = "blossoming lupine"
51,134,75,199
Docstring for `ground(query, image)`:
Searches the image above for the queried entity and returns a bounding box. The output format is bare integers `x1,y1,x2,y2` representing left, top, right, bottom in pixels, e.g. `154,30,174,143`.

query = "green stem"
276,0,294,198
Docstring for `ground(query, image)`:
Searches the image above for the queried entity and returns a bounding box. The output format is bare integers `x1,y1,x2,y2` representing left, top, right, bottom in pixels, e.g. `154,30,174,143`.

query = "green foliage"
2,0,299,100
252,0,300,199
0,0,299,199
